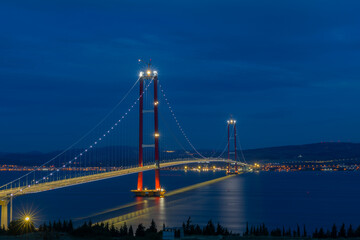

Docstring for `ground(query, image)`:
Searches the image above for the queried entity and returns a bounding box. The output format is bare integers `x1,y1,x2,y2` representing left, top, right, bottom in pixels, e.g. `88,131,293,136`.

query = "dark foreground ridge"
1,217,360,240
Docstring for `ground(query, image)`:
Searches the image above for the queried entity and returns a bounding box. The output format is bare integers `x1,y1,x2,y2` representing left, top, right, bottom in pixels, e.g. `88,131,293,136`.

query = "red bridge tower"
227,118,238,174
132,61,165,197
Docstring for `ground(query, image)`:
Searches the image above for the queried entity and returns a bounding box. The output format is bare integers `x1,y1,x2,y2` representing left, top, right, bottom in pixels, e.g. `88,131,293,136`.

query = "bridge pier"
10,196,12,223
0,199,9,229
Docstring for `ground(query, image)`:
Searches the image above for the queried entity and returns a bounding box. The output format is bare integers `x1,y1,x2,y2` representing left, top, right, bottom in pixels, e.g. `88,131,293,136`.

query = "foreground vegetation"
2,218,360,239
243,222,360,238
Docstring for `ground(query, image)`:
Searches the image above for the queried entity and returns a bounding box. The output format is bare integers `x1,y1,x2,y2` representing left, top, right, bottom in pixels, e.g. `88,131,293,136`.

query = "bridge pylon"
132,61,165,197
227,118,238,174
0,198,9,229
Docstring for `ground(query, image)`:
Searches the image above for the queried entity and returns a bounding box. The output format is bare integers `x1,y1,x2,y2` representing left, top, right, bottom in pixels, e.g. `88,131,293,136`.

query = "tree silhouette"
203,220,215,235
135,223,145,237
120,222,128,236
318,227,325,238
348,224,354,238
331,224,337,238
148,219,157,233
339,223,346,238
128,225,134,237
303,225,307,238
244,222,249,236
7,219,36,235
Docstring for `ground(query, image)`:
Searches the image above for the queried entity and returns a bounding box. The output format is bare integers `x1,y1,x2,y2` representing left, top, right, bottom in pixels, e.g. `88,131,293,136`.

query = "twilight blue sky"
1,0,360,152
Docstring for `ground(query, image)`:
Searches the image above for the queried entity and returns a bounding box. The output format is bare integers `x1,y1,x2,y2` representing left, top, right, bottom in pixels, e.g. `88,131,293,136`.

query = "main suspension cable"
159,83,206,159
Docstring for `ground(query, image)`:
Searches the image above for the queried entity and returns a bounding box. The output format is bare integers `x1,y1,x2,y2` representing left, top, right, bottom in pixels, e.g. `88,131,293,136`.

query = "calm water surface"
2,171,360,233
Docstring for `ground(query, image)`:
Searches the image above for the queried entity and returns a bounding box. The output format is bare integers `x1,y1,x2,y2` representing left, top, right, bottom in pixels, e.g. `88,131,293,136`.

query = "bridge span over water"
0,158,240,200
0,62,248,228
0,159,244,227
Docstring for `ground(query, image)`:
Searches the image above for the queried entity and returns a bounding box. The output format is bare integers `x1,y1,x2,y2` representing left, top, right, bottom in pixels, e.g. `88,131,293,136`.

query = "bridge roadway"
0,158,241,200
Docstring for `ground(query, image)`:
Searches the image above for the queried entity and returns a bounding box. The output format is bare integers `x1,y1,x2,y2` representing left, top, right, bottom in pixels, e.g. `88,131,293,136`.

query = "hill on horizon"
0,142,359,166
241,142,360,163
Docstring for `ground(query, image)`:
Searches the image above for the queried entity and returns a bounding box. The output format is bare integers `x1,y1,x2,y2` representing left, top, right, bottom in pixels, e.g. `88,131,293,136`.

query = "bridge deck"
0,159,240,200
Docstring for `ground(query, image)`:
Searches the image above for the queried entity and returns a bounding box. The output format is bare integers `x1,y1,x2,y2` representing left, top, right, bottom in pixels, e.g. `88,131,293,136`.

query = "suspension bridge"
0,61,248,228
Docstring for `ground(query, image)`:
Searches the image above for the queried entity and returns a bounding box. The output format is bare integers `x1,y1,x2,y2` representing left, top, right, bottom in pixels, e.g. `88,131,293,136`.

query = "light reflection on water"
5,170,225,226
3,171,360,233
98,171,360,233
